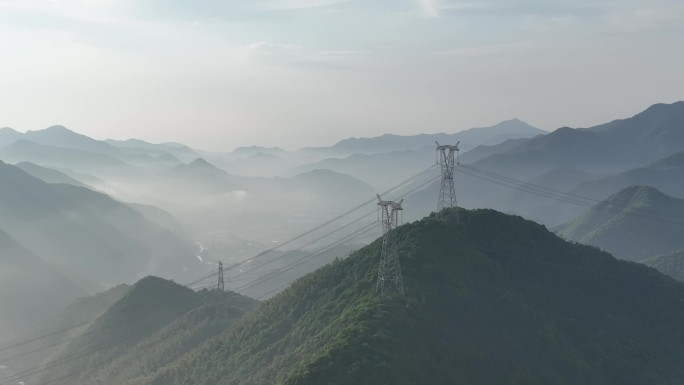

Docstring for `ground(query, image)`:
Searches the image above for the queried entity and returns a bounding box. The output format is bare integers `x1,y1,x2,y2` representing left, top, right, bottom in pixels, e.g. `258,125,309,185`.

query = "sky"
0,0,683,151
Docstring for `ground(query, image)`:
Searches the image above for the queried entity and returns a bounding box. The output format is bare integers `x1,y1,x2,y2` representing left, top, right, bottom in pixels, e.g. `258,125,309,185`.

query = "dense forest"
42,208,684,385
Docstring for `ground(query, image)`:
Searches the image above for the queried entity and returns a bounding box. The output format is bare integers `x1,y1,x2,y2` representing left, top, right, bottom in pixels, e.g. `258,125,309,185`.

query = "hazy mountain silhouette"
128,203,191,237
493,168,602,227
286,169,375,205
571,151,684,201
153,158,243,198
326,119,543,155
23,125,123,156
106,138,201,163
471,101,684,180
2,284,131,374
0,161,201,286
558,185,684,261
231,145,286,157
291,147,435,190
15,161,92,188
0,140,127,174
587,101,684,158
0,229,84,339
459,137,532,164
0,127,23,147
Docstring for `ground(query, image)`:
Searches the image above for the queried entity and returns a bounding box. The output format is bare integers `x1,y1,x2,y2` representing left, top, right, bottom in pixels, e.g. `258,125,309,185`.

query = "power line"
220,165,439,274
458,165,684,227
235,221,379,296
0,170,438,379
235,174,440,297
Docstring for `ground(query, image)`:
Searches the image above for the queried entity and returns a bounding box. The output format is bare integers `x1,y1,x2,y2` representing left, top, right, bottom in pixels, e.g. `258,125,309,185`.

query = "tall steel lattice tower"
216,261,228,317
376,194,405,296
436,141,460,214
217,261,225,293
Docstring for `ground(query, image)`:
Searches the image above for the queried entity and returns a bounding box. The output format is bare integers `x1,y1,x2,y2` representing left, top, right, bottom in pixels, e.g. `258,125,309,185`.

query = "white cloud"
237,41,368,69
257,0,347,11
419,0,441,17
605,6,683,33
432,40,543,56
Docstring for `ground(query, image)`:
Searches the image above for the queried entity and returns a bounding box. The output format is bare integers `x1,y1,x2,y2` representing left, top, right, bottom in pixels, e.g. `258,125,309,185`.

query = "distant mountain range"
15,161,92,188
472,102,684,180
0,140,127,173
319,118,544,155
571,151,684,201
290,147,436,190
558,185,684,261
0,161,202,286
106,138,201,163
0,229,84,339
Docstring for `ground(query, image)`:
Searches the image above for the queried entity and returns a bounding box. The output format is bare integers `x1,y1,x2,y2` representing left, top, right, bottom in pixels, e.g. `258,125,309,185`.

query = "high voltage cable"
6,163,678,383
150,167,438,294
230,173,440,290
456,168,596,208
230,205,378,282
461,164,597,204
0,167,438,372
464,164,684,222
233,173,440,296
0,219,374,385
234,221,379,296
458,165,684,227
251,222,380,300
220,165,439,273
8,162,684,385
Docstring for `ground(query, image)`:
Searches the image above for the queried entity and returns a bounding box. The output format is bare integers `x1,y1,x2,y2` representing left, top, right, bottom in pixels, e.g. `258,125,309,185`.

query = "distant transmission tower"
376,194,405,296
436,141,460,215
217,261,225,292
216,261,228,317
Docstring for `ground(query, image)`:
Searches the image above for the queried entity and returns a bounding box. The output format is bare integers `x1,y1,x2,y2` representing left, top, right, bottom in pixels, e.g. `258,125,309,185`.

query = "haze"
1,0,682,150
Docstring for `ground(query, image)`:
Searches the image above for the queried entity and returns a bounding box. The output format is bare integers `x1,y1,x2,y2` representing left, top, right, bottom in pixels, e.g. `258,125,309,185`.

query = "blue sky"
0,0,682,150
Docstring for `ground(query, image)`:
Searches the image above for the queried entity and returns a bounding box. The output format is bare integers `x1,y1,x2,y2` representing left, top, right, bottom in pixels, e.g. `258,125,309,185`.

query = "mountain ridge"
102,208,684,385
558,185,684,261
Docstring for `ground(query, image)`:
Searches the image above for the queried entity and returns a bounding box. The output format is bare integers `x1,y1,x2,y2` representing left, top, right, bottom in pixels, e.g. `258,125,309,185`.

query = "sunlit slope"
642,250,684,282
558,185,684,261
135,208,684,385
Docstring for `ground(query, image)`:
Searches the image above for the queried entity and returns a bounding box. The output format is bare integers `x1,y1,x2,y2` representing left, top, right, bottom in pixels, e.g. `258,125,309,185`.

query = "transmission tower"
436,141,460,215
217,261,225,292
376,194,405,296
216,261,228,317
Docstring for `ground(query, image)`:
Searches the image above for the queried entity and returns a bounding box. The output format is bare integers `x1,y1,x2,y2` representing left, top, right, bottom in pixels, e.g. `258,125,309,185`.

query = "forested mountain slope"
36,277,258,385
558,185,684,261
127,208,684,385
